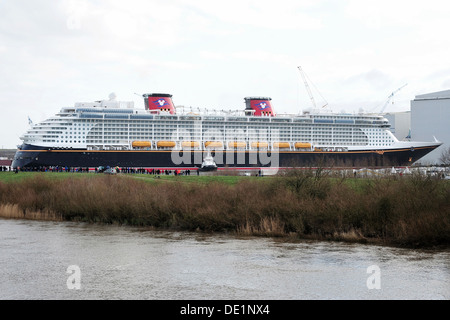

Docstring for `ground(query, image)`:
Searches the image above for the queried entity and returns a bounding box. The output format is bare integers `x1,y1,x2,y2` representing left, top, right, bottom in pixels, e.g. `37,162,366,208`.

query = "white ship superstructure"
13,93,442,169
19,95,430,152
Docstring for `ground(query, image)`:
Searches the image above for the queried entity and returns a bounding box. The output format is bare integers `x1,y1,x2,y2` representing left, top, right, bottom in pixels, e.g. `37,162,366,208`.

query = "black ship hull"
12,143,440,170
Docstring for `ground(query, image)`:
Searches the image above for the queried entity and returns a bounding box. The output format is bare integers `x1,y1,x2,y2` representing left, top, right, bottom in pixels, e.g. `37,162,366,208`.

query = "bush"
0,172,449,248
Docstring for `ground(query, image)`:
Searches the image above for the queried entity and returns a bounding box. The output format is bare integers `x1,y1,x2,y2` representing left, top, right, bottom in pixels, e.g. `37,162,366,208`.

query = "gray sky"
1,0,450,149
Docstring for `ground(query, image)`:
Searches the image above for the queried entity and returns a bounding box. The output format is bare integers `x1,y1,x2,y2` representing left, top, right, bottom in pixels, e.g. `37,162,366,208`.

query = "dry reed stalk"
0,204,62,221
332,229,365,242
237,217,286,237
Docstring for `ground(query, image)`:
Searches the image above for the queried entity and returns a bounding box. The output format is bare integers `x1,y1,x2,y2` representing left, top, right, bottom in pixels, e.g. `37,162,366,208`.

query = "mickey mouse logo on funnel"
143,93,176,114
244,97,275,116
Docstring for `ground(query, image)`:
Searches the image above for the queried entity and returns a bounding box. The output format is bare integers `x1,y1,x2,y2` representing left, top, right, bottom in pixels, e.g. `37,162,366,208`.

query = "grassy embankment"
0,170,449,248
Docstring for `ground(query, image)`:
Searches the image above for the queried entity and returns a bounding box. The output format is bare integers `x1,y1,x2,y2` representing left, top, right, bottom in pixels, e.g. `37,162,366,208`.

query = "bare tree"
439,146,450,165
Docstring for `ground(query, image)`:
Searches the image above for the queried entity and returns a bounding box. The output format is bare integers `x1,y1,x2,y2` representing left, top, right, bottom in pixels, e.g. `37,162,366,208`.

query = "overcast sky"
1,0,450,149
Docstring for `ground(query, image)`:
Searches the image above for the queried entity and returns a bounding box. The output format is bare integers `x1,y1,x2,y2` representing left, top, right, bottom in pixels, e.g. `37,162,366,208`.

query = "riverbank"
0,171,449,248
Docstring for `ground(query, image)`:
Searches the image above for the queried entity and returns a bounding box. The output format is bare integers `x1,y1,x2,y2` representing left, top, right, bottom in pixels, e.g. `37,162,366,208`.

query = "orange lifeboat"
181,141,199,148
251,142,269,148
228,141,246,148
295,142,312,149
157,141,176,148
132,141,151,148
205,141,223,148
273,142,290,149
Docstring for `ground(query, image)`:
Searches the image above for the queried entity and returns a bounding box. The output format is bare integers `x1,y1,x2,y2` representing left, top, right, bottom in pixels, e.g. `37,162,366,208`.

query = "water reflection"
0,219,449,300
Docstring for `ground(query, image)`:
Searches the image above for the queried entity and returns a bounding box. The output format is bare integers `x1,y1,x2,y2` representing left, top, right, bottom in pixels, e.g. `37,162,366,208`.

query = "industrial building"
384,111,411,141
410,89,450,165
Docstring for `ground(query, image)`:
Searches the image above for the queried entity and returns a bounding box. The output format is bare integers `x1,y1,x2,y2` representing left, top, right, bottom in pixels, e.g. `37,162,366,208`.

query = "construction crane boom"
380,83,408,113
298,66,317,109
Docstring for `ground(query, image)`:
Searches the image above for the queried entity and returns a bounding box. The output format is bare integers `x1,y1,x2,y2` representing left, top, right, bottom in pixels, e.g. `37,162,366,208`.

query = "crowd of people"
3,165,197,176
107,167,195,176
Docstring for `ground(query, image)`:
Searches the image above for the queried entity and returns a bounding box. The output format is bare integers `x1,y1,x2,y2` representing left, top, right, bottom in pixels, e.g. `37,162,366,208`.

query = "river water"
1,218,449,300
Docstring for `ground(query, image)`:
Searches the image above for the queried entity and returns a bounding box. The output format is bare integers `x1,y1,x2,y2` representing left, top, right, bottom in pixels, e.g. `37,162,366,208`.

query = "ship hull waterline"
12,144,439,170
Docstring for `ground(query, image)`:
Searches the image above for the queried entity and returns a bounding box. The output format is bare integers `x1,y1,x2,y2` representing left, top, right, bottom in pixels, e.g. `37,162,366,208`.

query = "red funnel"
244,97,275,116
143,93,176,114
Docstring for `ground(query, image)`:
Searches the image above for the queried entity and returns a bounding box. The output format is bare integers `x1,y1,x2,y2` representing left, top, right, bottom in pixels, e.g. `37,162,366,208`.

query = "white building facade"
410,89,450,165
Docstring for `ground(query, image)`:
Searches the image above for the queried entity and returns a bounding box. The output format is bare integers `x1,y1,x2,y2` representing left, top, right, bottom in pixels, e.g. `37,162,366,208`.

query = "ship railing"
310,146,349,152
87,144,130,151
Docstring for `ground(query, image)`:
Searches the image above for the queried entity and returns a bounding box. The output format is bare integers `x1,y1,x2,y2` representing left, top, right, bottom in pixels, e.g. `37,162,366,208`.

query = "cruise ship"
12,92,442,171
